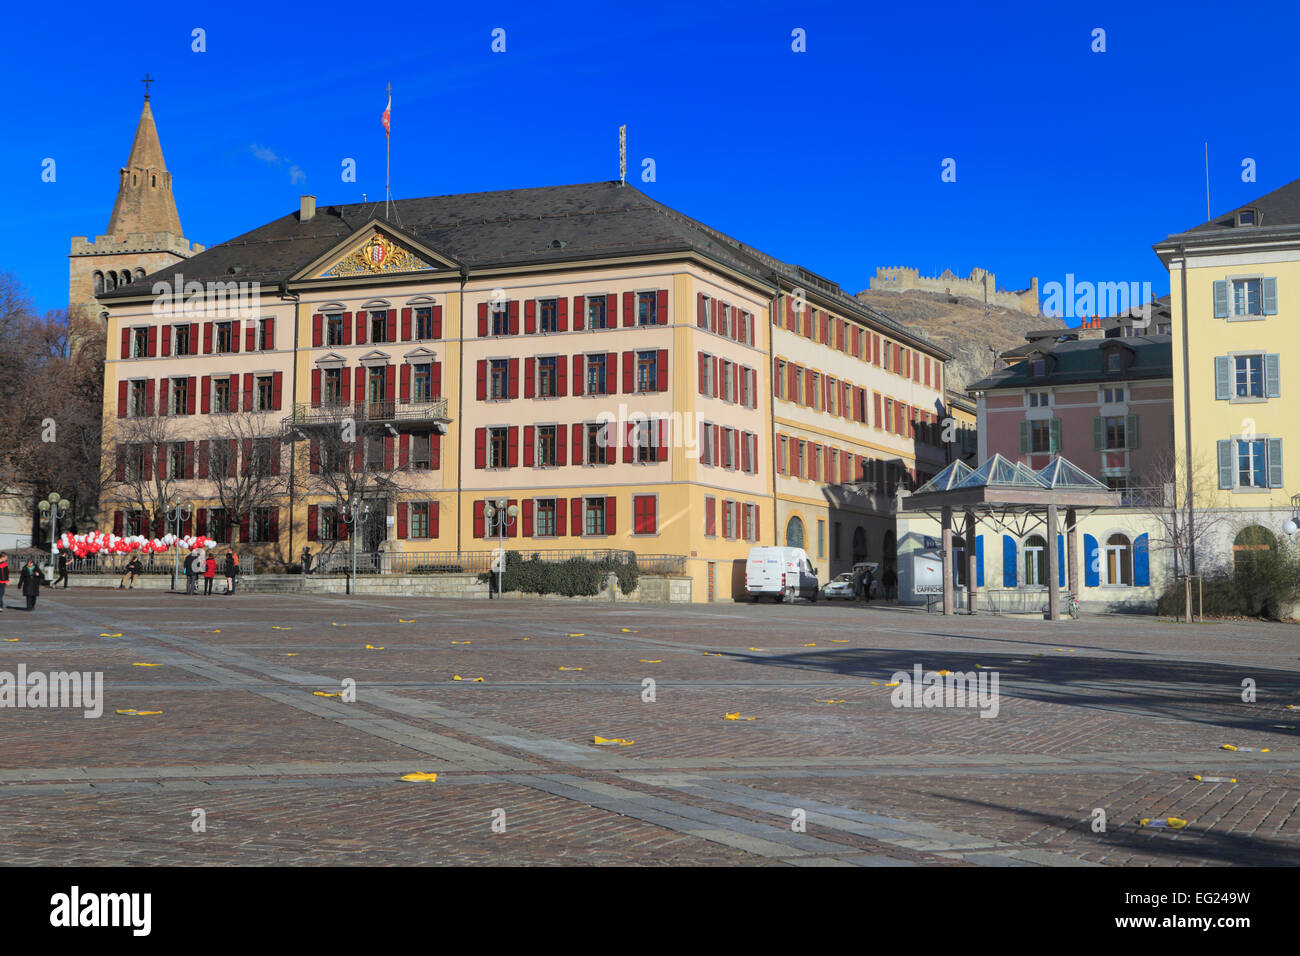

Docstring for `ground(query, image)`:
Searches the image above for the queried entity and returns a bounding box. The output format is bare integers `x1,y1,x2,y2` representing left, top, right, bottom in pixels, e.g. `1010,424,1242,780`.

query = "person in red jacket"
0,552,9,612
203,554,217,595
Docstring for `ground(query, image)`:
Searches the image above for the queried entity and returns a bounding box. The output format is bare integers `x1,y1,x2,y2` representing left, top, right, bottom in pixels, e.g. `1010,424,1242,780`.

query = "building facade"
97,179,952,601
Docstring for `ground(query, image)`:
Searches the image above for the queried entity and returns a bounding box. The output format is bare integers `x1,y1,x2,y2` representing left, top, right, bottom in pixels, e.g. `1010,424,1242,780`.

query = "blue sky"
8,0,1300,315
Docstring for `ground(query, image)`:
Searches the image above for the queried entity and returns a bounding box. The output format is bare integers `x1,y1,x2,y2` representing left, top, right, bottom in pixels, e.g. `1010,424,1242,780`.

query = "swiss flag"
381,92,391,137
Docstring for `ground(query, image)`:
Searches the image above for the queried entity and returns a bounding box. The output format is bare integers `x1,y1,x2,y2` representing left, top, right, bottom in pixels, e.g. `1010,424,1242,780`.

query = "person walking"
882,565,897,601
19,558,46,611
53,548,70,589
183,550,199,595
863,566,875,605
118,554,143,590
224,549,238,595
203,554,217,595
301,547,313,576
0,552,9,612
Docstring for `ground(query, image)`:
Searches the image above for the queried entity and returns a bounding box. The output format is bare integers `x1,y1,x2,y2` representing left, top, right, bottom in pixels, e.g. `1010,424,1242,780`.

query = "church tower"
68,80,204,332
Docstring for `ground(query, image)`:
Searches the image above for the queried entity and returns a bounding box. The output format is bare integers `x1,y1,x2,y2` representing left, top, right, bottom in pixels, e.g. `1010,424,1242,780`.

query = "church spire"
106,87,183,238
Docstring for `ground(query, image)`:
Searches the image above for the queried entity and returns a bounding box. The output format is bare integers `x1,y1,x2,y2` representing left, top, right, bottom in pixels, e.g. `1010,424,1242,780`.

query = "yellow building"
1154,179,1300,569
97,177,951,601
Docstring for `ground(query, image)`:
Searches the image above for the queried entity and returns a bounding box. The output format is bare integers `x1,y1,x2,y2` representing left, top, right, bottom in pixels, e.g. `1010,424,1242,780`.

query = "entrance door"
707,562,715,602
363,498,387,554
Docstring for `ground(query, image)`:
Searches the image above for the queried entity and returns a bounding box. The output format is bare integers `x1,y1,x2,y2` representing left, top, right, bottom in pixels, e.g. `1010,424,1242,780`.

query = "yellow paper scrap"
723,712,757,721
115,709,162,716
398,619,416,624
593,736,634,746
284,653,299,657
1139,817,1188,829
638,660,663,664
566,633,585,637
558,666,583,671
271,626,291,630
451,641,471,645
815,699,845,704
828,639,849,644
100,633,122,637
400,772,438,782
131,662,161,667
802,643,817,647
365,644,385,650
313,691,341,698
452,676,485,682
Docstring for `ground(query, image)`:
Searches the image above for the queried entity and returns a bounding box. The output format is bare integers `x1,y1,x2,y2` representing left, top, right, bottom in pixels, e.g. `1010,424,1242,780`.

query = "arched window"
1105,533,1132,585
852,527,867,563
151,173,156,187
883,530,896,562
104,271,116,291
92,271,104,294
134,268,145,280
1023,534,1047,587
785,516,805,549
1234,525,1277,573
120,271,131,287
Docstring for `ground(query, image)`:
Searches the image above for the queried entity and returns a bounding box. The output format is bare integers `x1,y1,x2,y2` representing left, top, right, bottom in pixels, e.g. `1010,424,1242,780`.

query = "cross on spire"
142,73,154,99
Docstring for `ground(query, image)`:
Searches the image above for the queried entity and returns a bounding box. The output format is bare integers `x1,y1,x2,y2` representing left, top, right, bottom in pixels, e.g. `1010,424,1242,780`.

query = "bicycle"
1065,594,1080,620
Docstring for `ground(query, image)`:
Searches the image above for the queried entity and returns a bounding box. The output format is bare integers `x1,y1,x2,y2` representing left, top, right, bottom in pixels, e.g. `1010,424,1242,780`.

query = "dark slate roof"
1164,177,1300,239
100,180,949,358
967,335,1172,392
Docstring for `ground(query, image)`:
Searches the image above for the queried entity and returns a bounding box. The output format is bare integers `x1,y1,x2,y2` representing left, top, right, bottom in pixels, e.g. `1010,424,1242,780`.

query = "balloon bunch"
58,531,217,558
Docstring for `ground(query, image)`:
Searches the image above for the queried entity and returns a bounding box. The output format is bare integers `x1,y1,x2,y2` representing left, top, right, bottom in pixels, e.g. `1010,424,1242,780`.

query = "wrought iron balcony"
286,399,450,430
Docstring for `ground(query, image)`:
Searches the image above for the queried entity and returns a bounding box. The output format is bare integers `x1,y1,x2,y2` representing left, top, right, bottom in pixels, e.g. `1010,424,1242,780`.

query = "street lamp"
339,497,372,595
37,493,71,568
166,502,193,590
482,499,519,598
1283,494,1300,536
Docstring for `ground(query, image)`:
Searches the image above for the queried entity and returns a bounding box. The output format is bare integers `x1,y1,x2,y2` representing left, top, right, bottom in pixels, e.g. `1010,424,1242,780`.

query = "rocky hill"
854,288,1065,393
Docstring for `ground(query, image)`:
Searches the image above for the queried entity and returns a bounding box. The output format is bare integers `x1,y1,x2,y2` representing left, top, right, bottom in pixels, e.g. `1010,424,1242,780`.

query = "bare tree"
198,411,294,553
1136,449,1234,621
104,415,187,536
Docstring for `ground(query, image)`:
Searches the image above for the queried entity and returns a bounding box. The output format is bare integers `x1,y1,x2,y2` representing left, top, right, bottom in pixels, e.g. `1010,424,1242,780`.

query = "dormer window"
1030,358,1046,377
1236,208,1259,227
1105,349,1122,371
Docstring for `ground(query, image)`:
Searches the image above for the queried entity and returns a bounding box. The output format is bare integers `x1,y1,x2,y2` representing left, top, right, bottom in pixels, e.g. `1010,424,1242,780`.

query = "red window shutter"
605,293,617,327
742,432,750,473
158,378,169,417
432,305,443,339
431,433,441,469
270,438,282,476
525,299,536,334
401,308,412,341
161,325,171,357
507,425,519,467
184,441,194,478
556,424,567,466
873,392,881,427
312,314,323,346
713,357,720,398
508,300,519,335
571,497,583,535
385,364,396,403
657,289,668,325
623,291,635,327
698,353,707,394
146,326,157,357
308,505,319,542
622,351,634,393
474,427,486,469
605,496,616,534
310,369,320,407
386,310,397,344
399,433,410,469
228,320,240,354
144,379,155,416
120,327,131,359
263,319,274,351
270,372,282,411
198,440,209,478
656,349,668,392
114,445,125,480
384,435,394,471
697,293,706,327
555,498,567,536
523,425,535,467
241,438,252,477
477,302,488,337
787,364,797,401
508,358,520,399
430,501,439,538
522,498,534,537
431,362,442,398
623,422,634,463
245,322,256,352
476,360,487,401
242,373,253,412
705,497,716,536
117,380,128,418
113,510,123,536
203,322,213,354
607,352,618,394
571,355,583,396
572,422,584,465
556,355,567,396
572,296,584,331
353,310,365,345
604,423,617,465
657,419,668,461
400,363,410,403
353,439,363,473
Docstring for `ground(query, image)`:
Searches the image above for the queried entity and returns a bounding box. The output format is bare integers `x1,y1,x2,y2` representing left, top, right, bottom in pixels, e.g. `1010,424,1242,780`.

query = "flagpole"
385,83,392,220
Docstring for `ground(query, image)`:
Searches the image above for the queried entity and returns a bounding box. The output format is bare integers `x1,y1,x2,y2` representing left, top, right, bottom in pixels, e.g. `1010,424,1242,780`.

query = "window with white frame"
1104,533,1132,586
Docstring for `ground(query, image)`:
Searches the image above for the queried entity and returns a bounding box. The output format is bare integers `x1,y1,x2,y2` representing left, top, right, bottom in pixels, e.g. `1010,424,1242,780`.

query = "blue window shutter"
1002,534,1017,587
1057,533,1065,587
975,535,984,587
1262,277,1278,315
1083,534,1100,587
1134,533,1150,587
1268,437,1284,488
1214,356,1230,400
1213,280,1229,318
1217,439,1234,489
1266,354,1281,398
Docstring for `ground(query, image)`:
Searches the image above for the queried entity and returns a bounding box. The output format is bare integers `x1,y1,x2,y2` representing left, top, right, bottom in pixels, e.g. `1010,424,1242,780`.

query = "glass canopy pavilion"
901,454,1122,619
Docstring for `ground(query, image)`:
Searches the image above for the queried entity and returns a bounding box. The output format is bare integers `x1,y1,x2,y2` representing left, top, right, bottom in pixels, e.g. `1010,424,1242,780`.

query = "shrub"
480,552,639,597
1156,536,1300,618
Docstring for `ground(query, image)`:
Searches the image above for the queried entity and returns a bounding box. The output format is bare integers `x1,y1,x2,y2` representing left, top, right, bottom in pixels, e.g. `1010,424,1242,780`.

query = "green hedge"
1157,536,1300,618
480,552,639,597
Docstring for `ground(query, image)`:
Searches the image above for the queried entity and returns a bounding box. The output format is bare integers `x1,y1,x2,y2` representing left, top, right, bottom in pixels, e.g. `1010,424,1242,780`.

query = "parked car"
745,546,819,602
821,573,856,600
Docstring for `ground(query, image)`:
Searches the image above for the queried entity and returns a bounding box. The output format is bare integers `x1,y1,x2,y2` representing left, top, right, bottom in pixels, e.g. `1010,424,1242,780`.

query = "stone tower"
68,88,204,333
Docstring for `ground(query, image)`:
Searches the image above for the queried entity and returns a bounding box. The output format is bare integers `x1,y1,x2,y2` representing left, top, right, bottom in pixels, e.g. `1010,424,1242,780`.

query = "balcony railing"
288,398,449,427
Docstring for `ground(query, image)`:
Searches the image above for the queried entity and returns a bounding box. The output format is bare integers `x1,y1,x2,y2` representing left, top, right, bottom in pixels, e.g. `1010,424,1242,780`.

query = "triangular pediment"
296,220,459,281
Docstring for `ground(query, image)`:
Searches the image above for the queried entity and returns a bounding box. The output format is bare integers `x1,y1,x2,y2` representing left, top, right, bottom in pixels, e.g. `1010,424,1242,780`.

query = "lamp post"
37,493,71,569
166,502,193,590
339,497,371,596
1283,494,1300,536
482,499,519,598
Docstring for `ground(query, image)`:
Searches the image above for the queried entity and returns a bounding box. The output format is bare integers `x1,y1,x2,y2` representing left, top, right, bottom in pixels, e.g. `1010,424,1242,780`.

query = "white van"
745,546,819,602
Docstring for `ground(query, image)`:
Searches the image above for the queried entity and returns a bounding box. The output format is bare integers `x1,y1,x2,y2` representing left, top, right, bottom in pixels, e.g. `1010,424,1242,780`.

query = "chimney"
300,195,316,222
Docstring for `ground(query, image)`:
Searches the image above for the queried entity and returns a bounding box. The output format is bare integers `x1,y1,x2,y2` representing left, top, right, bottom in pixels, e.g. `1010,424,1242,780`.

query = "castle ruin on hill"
868,266,1039,316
